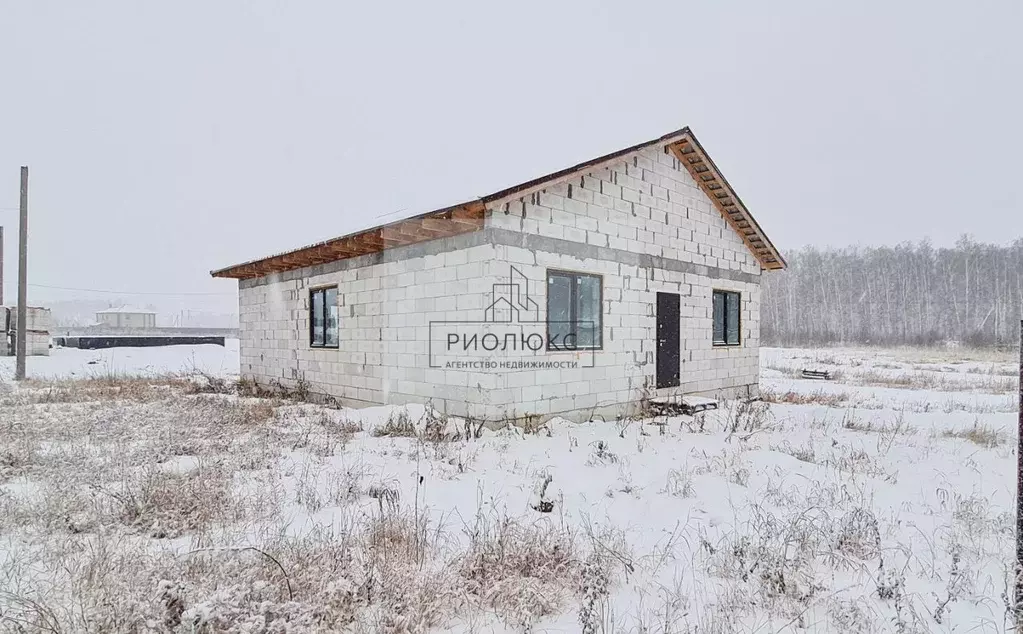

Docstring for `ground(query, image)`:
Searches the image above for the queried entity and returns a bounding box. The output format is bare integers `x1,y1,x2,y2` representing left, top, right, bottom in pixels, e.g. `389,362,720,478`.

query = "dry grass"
707,502,831,608
723,400,773,435
662,468,696,498
6,356,1011,631
770,441,817,464
0,375,602,632
760,388,853,407
964,364,1019,377
95,464,239,538
846,369,1017,394
372,408,418,438
841,410,915,434
941,422,1007,448
886,345,1016,364
459,509,582,627
822,446,895,481
2,375,190,405
0,513,451,632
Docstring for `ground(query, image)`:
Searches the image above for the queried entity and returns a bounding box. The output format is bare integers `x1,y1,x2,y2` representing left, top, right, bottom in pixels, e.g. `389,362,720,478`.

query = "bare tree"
762,237,1023,348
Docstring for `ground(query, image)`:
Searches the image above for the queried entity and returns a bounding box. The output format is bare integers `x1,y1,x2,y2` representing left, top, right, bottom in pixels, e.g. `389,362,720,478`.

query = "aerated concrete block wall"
484,143,761,420
7,306,52,357
236,143,763,422
237,236,500,418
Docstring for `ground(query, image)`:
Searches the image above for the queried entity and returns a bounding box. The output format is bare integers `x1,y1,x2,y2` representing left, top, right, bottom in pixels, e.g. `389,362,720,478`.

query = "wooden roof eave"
210,201,486,279
668,134,786,271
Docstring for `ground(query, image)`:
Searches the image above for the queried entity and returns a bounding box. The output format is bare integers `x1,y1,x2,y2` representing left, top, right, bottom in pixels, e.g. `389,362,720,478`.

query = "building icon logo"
483,266,540,323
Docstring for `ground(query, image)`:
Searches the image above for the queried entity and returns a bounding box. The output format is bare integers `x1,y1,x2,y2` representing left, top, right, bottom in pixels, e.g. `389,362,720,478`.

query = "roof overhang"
667,132,786,270
211,202,486,280
211,126,784,279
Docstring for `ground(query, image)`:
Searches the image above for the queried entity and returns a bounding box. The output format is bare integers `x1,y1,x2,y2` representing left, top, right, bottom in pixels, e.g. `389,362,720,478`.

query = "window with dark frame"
712,290,741,346
546,270,602,350
309,287,339,348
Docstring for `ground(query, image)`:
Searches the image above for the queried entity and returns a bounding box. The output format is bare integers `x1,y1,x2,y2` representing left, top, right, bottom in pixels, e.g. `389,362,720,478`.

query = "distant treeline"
761,237,1023,348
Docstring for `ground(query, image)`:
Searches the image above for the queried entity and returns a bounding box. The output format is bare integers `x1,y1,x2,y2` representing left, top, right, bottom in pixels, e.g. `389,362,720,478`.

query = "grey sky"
1,0,1020,313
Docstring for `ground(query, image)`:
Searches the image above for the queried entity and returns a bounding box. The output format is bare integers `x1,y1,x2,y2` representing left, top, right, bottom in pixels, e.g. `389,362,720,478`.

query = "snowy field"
0,344,1020,632
0,339,240,382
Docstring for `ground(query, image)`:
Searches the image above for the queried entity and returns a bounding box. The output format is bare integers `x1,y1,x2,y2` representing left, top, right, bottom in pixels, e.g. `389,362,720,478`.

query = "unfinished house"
212,127,785,421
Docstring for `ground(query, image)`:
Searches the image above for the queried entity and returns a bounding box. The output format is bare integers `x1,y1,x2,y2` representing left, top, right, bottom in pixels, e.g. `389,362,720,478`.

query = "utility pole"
1017,319,1023,627
0,225,4,306
15,167,28,380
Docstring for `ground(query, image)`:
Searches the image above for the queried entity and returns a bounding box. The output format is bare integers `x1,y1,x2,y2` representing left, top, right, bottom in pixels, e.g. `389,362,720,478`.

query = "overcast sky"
1,0,1020,311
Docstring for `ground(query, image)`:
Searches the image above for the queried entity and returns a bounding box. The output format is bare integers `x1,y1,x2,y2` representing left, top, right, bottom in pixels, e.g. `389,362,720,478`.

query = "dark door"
656,292,681,389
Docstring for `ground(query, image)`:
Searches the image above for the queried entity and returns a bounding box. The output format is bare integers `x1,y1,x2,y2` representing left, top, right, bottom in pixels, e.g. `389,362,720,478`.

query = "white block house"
213,127,785,422
95,307,157,329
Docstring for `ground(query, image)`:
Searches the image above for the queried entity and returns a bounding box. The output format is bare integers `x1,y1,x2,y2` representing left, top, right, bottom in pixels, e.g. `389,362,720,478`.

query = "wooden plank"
375,230,413,246
450,202,486,221
324,241,360,257
344,238,374,255
446,218,483,230
419,217,452,232
421,217,468,233
676,142,698,156
290,253,318,266
397,220,446,239
215,200,490,278
387,223,422,240
801,369,833,380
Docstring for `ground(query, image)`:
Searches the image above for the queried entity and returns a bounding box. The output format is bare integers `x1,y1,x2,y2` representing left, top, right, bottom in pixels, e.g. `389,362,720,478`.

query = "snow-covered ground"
0,345,1020,632
0,339,240,381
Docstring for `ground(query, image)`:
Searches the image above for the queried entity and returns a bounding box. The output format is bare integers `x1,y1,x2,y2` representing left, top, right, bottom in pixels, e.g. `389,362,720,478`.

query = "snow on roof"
95,306,156,314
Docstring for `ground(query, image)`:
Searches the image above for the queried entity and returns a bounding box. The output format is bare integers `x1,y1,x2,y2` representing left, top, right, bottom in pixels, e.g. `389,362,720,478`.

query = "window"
712,290,741,346
546,270,602,349
310,287,339,348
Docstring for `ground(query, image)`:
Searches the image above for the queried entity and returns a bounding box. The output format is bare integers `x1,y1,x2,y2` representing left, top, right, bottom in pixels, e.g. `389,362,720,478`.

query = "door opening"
656,292,681,389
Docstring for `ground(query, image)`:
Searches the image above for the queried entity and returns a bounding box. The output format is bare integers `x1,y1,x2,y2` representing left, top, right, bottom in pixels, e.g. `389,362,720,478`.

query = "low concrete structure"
54,335,226,350
51,326,237,350
213,127,785,422
54,326,239,338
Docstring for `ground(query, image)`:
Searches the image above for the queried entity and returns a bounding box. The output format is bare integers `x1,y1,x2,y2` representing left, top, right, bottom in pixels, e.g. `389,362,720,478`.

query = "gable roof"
211,127,784,279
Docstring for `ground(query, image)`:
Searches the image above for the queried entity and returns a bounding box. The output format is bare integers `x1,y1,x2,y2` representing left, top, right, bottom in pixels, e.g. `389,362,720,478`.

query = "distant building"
95,307,157,329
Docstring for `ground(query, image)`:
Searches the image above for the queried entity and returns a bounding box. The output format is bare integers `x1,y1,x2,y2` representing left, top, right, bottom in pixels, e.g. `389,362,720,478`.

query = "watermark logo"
428,266,596,370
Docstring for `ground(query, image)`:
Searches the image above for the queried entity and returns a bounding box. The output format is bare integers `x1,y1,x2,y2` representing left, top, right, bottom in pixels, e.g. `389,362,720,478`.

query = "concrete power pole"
15,167,28,380
1017,319,1023,626
0,225,4,306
